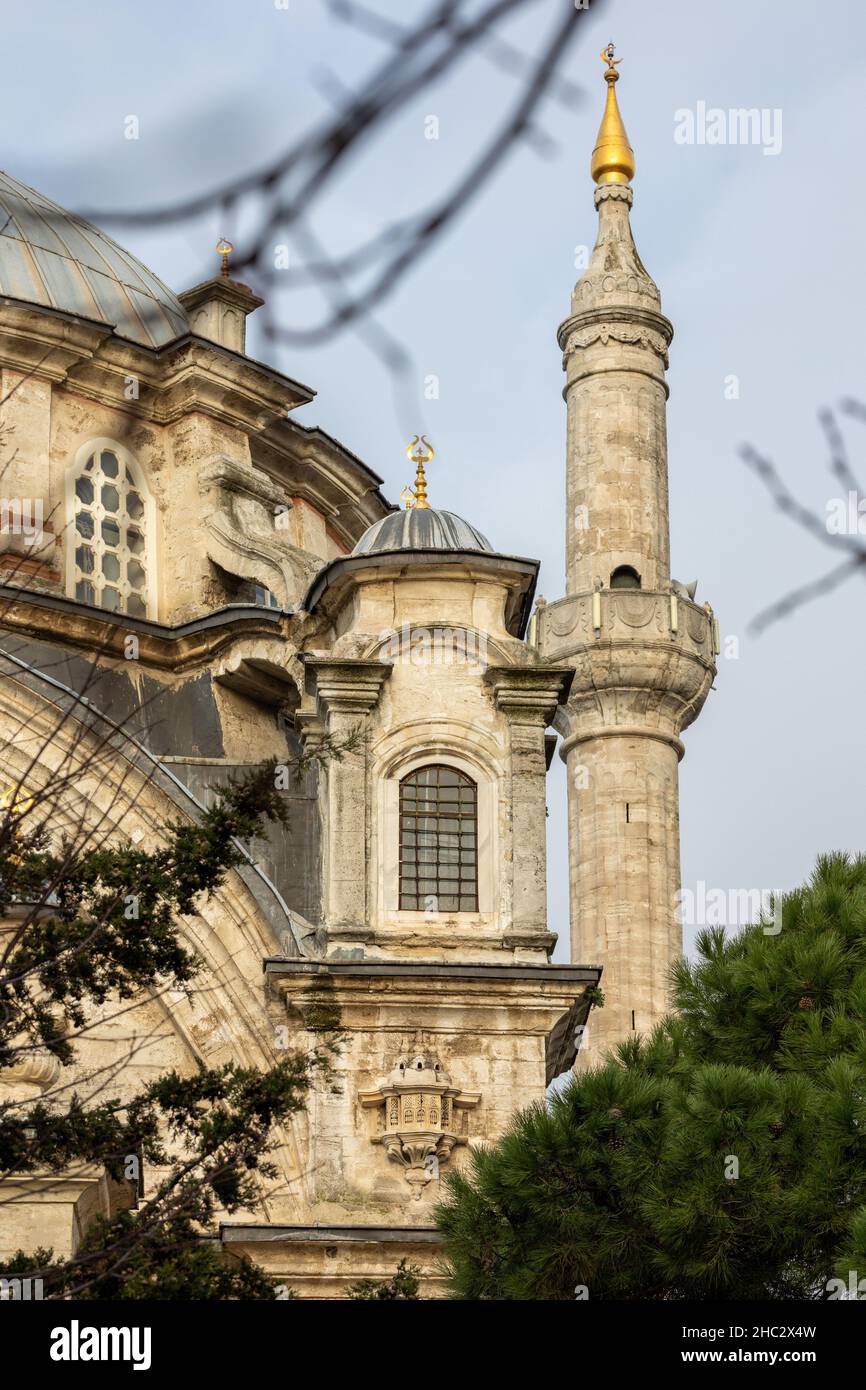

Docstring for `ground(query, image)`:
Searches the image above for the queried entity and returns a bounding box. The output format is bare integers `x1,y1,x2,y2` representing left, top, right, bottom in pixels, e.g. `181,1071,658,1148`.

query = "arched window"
610,564,641,590
68,443,155,617
399,765,477,912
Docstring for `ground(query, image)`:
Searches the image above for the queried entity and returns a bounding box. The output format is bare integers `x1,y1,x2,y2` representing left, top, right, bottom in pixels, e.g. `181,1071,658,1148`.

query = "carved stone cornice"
483,665,573,724
0,301,313,430
561,321,670,369
0,302,111,380
558,303,673,356
301,656,391,719
0,583,292,673
267,960,602,1087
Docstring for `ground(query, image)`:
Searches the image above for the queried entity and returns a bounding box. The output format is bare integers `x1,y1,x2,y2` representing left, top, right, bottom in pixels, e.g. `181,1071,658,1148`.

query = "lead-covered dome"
352,508,492,556
0,170,189,348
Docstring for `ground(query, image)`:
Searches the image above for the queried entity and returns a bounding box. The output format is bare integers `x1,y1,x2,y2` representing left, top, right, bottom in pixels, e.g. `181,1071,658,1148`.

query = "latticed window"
69,445,153,617
399,765,478,912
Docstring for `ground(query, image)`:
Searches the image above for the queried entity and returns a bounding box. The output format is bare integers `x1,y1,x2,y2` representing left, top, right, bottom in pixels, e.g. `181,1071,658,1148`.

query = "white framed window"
66,440,156,618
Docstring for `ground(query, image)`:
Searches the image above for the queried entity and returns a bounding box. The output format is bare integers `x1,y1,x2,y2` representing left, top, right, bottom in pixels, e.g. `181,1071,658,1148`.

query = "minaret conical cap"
591,43,635,185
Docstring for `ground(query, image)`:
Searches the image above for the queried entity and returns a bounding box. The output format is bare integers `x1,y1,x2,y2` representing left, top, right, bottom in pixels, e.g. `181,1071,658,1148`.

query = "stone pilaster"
484,666,573,951
298,657,391,936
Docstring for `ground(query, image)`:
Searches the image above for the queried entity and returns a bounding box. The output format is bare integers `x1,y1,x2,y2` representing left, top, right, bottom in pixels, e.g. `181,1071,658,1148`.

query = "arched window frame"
375,745,496,925
65,439,157,619
398,763,478,913
610,564,642,590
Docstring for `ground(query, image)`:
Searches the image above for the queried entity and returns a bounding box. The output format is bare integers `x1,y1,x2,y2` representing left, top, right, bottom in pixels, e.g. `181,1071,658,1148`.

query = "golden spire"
591,43,635,186
215,237,234,278
402,436,434,509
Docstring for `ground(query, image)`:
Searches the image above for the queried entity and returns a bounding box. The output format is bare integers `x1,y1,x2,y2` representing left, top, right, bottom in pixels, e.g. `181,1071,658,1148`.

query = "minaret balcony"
537,588,717,746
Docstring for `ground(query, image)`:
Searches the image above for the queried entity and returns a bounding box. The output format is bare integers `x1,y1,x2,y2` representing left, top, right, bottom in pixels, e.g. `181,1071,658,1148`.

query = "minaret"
538,46,717,1064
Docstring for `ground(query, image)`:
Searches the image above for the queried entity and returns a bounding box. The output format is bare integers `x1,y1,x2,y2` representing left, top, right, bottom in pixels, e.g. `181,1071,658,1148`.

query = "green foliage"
0,760,335,1300
0,762,291,1066
438,853,866,1300
2,1056,315,1295
347,1260,422,1300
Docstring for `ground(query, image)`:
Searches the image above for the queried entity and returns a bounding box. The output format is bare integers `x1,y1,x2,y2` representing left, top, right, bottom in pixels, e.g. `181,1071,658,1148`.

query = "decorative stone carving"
0,1045,61,1099
360,1052,480,1199
594,183,633,207
199,453,317,603
611,592,656,627
538,589,715,666
562,322,669,367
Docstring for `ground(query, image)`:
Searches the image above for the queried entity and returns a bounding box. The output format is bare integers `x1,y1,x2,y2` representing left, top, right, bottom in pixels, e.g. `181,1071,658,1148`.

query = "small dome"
353,508,492,556
0,170,189,348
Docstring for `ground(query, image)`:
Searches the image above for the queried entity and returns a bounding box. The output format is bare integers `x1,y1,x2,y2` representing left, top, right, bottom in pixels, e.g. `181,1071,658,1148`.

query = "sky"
2,0,864,961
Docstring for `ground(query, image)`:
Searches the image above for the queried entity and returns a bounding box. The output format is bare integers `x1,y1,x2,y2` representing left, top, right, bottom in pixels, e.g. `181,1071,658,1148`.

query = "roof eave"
302,546,540,639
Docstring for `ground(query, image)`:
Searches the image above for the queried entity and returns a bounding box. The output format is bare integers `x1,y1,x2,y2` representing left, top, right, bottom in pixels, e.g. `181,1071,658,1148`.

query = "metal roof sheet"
0,169,189,348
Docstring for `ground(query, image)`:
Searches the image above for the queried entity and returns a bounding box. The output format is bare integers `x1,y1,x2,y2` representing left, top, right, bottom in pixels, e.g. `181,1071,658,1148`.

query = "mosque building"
0,48,715,1295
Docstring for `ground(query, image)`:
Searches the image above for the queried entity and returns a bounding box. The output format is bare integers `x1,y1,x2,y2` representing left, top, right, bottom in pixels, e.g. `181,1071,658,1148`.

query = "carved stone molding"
538,589,717,745
594,183,633,207
199,453,317,603
483,666,574,725
0,1046,61,1098
562,322,670,368
301,657,392,720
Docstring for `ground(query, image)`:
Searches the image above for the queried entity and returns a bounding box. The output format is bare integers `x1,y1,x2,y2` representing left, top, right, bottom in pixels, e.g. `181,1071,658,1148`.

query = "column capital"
484,666,573,724
301,657,391,718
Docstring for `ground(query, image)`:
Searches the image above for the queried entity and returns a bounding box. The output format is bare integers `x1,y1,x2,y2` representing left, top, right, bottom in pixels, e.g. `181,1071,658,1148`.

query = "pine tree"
437,854,866,1300
347,1260,422,1300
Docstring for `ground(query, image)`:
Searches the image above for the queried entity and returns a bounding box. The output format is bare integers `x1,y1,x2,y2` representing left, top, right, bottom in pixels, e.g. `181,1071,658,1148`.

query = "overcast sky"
2,0,864,961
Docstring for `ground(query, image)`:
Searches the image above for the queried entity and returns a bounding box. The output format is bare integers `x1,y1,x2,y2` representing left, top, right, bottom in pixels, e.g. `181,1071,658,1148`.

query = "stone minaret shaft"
541,48,716,1063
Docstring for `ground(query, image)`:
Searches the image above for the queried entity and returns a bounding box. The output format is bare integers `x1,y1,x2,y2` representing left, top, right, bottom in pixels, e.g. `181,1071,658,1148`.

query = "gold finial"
590,43,635,186
402,436,434,509
215,237,234,278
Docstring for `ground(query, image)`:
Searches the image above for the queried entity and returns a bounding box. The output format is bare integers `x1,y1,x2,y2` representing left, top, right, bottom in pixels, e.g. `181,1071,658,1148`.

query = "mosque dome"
352,507,492,556
0,169,189,348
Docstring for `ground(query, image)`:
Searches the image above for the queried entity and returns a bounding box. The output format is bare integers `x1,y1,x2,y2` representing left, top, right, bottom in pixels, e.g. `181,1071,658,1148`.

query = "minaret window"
399,765,477,912
610,565,641,589
67,443,155,618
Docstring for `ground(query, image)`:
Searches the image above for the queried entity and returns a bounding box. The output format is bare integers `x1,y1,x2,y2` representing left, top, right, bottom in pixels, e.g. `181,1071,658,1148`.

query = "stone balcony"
537,588,718,746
